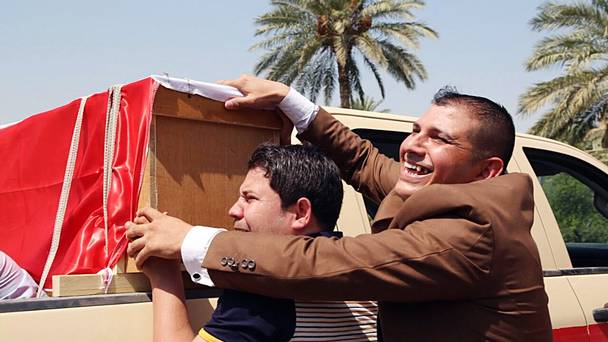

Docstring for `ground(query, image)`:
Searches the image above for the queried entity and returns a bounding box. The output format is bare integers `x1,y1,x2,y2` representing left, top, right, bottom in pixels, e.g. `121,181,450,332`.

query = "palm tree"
519,0,608,151
251,0,437,108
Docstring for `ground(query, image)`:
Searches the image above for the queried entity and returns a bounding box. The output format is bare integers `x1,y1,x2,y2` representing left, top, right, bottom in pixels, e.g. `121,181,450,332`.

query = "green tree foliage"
519,0,608,154
251,0,437,108
540,173,608,243
350,96,390,112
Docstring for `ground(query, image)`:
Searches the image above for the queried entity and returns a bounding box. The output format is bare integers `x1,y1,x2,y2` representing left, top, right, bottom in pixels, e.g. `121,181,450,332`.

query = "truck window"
524,147,608,268
352,129,409,219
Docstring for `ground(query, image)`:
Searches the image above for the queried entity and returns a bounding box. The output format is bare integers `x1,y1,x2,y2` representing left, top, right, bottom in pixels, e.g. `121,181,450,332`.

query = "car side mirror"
593,193,608,218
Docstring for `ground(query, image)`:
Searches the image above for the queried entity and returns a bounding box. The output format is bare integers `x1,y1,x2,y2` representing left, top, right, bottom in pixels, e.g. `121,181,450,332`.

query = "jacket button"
247,260,256,271
240,259,249,269
227,257,235,267
220,257,228,266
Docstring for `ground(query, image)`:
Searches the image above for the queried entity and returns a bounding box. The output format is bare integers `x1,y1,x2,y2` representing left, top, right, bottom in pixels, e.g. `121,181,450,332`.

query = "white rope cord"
103,85,122,255
37,96,88,297
97,266,114,294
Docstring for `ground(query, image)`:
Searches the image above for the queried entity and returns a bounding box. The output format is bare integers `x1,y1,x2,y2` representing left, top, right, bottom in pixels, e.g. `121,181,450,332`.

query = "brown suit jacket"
203,109,552,341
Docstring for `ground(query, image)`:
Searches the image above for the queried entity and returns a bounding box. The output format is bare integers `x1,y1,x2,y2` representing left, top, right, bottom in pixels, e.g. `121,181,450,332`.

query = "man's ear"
476,157,504,180
291,197,312,231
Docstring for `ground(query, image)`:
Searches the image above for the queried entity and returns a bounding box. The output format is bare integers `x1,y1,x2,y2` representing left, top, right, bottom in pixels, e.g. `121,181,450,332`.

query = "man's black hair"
248,143,343,231
432,87,516,169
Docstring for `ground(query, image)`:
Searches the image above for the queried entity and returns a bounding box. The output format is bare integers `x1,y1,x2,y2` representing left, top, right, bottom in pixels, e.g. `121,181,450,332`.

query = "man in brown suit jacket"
126,76,552,341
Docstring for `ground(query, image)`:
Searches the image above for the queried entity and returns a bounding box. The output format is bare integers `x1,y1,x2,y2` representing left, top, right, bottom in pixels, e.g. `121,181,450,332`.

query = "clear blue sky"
1,1,558,132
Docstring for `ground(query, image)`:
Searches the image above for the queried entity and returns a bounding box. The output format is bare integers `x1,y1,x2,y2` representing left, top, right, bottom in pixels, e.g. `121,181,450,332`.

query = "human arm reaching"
132,214,203,342
220,75,399,203
141,258,202,342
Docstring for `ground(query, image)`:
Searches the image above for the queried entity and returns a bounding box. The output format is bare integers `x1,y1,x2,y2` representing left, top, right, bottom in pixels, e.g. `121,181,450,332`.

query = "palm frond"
360,0,424,21
370,22,437,49
531,1,608,33
381,41,427,89
347,57,366,103
254,4,314,36
253,50,283,75
519,71,599,115
250,32,305,51
525,32,608,71
362,54,386,98
295,48,336,103
354,34,388,67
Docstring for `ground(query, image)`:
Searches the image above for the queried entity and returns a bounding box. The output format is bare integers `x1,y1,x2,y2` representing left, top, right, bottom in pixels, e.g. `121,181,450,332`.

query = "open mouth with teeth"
403,161,432,176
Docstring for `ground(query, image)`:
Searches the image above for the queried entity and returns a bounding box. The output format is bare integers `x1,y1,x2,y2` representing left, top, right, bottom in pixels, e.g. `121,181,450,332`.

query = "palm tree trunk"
337,61,351,108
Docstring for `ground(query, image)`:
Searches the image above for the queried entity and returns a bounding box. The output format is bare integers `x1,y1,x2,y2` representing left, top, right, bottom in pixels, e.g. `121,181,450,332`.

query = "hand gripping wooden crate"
51,78,284,296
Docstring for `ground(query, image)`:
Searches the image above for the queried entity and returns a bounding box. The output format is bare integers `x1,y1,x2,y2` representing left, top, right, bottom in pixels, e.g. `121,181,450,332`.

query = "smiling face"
394,104,486,198
228,167,294,234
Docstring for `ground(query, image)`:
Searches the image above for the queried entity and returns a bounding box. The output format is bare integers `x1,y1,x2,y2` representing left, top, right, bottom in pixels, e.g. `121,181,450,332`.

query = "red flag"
0,77,156,288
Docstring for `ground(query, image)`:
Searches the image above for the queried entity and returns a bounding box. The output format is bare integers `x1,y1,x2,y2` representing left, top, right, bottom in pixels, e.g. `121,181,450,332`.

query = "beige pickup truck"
1,95,608,341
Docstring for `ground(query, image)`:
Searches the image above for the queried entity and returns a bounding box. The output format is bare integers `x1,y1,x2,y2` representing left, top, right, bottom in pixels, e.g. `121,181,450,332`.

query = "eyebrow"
413,122,456,140
241,188,260,197
435,129,455,140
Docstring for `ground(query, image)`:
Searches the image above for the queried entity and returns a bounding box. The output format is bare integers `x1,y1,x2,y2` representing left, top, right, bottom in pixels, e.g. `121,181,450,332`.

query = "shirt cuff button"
247,260,256,271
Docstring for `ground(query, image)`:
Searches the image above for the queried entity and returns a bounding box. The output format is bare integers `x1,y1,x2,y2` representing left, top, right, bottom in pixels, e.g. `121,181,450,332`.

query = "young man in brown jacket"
127,75,552,341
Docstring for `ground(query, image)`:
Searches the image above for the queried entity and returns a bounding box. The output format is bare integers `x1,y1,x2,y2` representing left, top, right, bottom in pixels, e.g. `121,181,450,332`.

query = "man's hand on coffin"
218,74,289,110
125,207,193,269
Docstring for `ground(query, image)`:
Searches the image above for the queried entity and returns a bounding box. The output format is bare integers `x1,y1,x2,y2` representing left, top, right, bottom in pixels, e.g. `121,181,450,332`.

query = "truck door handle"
593,304,608,323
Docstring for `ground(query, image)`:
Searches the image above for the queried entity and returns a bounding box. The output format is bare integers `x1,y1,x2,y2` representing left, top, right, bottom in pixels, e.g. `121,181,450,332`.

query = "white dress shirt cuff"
181,226,226,286
278,87,319,133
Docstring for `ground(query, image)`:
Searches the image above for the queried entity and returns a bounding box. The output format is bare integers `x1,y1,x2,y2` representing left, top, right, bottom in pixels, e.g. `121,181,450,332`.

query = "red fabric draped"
0,77,157,288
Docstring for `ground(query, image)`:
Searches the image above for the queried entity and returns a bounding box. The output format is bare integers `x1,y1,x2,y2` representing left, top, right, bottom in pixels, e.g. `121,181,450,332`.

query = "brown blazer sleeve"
203,174,534,303
205,220,492,302
298,108,401,204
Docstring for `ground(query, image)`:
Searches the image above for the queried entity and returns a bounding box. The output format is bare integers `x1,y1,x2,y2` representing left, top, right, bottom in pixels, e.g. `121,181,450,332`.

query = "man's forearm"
149,269,195,342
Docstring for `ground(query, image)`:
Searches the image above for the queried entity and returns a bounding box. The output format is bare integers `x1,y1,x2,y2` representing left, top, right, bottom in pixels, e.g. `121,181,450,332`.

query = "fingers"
217,75,290,111
133,215,150,225
135,246,151,270
217,74,251,88
216,79,239,88
136,207,165,222
125,221,146,241
127,238,145,258
128,238,152,269
225,95,254,110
